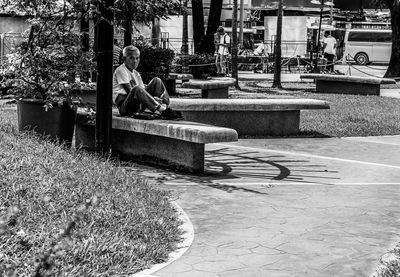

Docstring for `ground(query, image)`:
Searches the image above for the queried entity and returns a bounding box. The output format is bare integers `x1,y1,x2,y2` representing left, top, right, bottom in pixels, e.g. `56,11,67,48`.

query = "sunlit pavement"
132,136,400,277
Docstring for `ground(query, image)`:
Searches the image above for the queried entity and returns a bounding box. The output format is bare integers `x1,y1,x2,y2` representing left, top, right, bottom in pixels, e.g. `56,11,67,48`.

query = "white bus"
343,29,392,65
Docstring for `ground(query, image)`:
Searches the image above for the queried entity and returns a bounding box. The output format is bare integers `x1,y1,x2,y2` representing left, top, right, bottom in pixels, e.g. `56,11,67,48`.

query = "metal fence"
0,33,25,65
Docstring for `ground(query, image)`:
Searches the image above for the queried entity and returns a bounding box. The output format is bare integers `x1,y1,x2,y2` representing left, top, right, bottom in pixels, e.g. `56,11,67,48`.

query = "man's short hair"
217,26,224,33
123,45,140,57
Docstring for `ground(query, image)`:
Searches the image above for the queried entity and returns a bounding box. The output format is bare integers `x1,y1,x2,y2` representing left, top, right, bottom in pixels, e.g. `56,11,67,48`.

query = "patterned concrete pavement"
132,136,400,277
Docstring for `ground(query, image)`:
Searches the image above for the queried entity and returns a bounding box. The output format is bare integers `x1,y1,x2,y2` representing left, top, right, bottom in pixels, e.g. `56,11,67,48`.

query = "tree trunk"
385,1,400,78
123,18,132,47
272,0,283,88
199,0,223,53
152,17,160,47
181,0,189,55
231,0,239,87
80,11,90,82
192,0,205,53
181,0,190,73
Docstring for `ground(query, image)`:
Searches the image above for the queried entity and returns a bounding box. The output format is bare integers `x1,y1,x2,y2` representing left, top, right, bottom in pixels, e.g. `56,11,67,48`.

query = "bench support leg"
180,110,300,136
165,79,176,96
201,87,229,99
112,130,205,173
316,80,380,95
75,120,205,173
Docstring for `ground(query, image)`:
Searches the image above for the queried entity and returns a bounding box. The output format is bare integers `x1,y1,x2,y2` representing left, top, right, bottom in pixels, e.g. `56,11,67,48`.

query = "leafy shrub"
2,2,94,104
173,54,217,79
134,40,175,84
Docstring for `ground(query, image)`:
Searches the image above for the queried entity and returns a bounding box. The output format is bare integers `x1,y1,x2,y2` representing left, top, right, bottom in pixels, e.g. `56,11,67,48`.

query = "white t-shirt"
253,44,265,55
112,63,145,103
218,34,230,55
323,36,336,55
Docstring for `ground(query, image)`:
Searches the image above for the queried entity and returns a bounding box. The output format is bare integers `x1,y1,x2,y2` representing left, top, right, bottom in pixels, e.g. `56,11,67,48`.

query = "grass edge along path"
0,114,182,276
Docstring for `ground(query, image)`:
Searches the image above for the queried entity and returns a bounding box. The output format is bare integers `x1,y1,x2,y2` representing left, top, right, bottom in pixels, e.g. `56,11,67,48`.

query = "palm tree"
181,0,189,73
272,0,283,88
199,0,224,53
192,0,205,53
379,0,400,78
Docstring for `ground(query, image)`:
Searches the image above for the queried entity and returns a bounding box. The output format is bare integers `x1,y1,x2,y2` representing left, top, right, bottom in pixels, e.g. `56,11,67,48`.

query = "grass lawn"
0,106,182,276
231,81,400,137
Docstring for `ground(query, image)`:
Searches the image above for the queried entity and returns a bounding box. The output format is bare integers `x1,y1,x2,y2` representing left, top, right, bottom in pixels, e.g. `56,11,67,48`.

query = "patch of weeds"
373,244,400,277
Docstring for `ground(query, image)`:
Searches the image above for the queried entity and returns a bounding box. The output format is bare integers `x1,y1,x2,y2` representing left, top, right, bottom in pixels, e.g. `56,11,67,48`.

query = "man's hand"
129,80,137,87
154,97,164,104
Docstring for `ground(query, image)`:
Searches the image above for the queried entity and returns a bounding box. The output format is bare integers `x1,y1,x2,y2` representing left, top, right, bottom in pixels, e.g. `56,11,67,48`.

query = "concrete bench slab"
181,78,235,98
75,110,238,173
165,73,193,96
169,98,330,137
300,74,396,95
112,116,238,144
168,73,194,80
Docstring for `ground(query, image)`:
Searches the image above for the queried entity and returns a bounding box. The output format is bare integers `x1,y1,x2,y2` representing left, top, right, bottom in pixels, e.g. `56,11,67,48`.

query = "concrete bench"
75,110,238,173
169,98,330,137
165,73,193,96
181,78,235,99
300,74,396,95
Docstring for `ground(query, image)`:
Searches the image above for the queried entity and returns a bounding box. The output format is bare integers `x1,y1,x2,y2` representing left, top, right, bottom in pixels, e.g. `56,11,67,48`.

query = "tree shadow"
127,146,340,195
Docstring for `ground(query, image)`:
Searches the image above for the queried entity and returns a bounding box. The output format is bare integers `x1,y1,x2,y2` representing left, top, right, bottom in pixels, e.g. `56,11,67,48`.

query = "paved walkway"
132,136,400,277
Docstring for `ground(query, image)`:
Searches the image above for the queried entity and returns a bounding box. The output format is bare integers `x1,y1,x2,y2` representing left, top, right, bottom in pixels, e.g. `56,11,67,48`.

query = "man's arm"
121,83,132,94
114,67,134,95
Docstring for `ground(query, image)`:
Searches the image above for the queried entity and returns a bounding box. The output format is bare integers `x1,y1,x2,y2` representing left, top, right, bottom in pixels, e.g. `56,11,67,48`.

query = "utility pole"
95,0,114,156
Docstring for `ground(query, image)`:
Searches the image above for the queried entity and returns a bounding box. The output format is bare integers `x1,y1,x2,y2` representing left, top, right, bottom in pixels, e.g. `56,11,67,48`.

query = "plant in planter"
3,0,94,145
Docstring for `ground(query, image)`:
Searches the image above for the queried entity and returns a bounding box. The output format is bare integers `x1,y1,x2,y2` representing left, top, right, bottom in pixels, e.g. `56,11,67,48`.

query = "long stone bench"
75,110,238,173
300,74,396,95
181,78,235,98
169,98,330,137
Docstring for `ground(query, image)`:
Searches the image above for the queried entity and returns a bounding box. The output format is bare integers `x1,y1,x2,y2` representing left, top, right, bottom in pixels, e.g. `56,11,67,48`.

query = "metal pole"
95,0,114,156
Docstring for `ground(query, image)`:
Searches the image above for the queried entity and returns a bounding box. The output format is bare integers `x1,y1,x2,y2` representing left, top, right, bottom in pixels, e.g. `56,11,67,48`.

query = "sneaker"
132,112,160,120
161,107,183,120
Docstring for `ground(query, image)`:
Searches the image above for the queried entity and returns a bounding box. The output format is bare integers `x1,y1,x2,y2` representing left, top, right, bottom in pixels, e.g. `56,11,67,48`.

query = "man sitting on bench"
113,45,181,119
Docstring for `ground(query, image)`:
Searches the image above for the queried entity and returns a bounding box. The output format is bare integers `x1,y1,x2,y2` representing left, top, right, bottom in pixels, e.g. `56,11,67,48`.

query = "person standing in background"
322,32,337,72
214,26,230,76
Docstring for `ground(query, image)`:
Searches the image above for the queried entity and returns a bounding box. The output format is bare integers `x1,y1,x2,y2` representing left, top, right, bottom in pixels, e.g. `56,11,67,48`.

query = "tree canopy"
114,0,180,25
